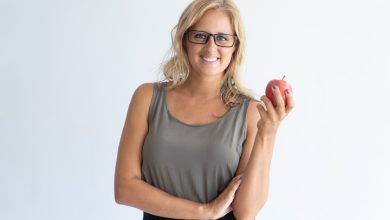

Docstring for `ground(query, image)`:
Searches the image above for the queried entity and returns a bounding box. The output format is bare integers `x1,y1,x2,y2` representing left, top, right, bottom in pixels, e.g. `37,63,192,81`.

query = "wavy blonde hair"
162,0,252,107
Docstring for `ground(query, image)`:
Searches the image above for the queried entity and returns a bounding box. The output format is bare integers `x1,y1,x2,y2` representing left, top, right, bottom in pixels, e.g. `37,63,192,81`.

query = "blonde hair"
162,0,252,107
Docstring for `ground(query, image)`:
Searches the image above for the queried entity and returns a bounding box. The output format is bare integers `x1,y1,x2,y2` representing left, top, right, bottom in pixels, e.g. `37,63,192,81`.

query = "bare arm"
114,83,240,219
232,87,294,220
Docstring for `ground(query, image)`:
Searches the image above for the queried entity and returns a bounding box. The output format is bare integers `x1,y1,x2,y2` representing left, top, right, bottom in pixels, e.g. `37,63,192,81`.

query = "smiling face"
184,9,237,79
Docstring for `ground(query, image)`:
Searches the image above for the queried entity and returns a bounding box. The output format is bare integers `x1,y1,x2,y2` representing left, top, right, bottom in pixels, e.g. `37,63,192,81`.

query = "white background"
1,0,389,219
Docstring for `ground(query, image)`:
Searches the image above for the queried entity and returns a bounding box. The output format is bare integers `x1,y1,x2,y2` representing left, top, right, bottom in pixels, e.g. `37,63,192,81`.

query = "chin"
197,69,225,77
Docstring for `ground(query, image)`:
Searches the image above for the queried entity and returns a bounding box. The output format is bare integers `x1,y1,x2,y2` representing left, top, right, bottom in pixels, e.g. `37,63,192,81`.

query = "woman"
114,0,294,219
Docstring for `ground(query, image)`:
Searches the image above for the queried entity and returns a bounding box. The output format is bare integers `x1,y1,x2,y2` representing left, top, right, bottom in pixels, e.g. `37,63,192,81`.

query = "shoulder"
133,82,154,97
129,83,155,114
132,82,156,103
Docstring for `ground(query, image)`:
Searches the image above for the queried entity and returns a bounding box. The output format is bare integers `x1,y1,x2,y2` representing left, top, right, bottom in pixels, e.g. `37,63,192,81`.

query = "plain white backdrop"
1,0,389,219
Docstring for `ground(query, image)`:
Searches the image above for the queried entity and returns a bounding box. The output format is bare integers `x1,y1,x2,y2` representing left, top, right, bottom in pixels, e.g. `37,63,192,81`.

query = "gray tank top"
141,82,250,203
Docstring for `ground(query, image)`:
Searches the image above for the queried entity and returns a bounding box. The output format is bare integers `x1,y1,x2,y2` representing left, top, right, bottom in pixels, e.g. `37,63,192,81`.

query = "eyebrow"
216,32,230,35
192,30,234,35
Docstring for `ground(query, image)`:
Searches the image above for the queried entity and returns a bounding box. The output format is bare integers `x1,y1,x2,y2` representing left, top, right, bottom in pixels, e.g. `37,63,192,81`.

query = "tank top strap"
238,96,250,124
241,97,251,141
239,97,251,125
147,82,168,124
225,97,251,146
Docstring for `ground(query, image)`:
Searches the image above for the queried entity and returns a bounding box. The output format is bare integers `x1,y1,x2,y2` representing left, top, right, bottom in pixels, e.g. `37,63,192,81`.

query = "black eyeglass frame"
184,30,239,48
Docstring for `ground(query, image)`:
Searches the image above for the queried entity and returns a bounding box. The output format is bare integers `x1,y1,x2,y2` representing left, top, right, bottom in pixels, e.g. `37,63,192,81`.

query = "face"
185,9,237,79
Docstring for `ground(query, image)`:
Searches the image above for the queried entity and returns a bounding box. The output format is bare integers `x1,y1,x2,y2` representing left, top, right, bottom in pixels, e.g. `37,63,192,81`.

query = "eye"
215,34,229,41
193,32,208,39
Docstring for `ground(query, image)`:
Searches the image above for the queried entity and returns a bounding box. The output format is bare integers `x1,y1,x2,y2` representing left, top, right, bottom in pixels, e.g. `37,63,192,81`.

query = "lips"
201,55,219,63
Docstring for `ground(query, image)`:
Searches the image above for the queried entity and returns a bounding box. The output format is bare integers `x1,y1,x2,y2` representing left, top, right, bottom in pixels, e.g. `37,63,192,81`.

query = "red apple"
265,75,292,107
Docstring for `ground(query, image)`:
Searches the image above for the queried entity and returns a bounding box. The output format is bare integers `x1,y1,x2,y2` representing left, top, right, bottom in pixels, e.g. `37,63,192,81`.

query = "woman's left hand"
256,85,294,137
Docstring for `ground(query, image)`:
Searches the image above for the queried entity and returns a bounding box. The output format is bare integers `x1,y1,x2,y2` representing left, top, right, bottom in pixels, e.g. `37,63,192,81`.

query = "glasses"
185,30,238,47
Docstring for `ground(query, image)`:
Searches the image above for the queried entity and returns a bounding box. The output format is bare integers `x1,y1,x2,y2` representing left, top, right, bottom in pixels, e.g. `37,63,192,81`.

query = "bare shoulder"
123,82,155,129
130,83,155,111
119,82,155,156
132,83,154,101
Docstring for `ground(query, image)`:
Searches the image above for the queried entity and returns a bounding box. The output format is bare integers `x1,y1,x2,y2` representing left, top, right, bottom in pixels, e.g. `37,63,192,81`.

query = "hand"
257,85,294,136
205,175,243,219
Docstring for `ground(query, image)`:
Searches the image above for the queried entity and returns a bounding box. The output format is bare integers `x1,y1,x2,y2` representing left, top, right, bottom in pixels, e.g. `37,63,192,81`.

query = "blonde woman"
114,0,294,219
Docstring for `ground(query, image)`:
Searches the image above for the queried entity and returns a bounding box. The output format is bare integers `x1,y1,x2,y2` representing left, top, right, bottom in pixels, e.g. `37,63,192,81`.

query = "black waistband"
143,211,236,220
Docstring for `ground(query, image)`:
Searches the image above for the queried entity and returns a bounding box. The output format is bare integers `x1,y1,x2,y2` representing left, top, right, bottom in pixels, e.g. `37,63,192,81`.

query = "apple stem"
282,75,286,80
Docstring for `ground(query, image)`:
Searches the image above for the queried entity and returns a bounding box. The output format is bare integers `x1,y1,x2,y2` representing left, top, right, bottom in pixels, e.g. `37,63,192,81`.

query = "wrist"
254,133,276,156
257,128,277,139
197,203,213,219
255,132,276,146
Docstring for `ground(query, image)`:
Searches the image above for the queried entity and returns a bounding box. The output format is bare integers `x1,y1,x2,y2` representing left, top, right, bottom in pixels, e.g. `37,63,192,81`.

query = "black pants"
143,211,236,220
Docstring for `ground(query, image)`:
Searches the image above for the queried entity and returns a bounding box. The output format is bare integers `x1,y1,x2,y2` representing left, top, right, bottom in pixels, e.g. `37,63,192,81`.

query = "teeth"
202,57,218,62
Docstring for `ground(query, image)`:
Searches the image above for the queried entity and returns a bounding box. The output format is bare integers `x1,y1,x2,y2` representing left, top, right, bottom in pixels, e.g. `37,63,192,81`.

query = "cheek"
186,46,200,59
187,52,199,66
222,50,235,63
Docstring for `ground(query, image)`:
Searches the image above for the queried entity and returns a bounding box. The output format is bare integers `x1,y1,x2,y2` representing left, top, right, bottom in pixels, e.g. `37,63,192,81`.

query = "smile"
201,56,219,63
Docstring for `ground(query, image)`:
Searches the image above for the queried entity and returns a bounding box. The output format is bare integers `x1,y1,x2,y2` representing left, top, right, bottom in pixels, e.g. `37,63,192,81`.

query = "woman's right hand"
205,174,243,219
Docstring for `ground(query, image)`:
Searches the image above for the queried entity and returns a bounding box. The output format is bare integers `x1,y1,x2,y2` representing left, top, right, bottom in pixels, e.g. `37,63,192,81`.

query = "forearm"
115,177,209,219
232,133,275,220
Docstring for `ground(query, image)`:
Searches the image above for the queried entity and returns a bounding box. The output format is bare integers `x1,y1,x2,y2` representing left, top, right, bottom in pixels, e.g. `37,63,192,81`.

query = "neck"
180,73,223,99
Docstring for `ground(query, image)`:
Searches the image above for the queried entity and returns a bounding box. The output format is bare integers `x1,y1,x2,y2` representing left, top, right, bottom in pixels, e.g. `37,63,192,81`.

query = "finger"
233,174,244,181
256,104,268,123
256,101,266,116
271,85,285,112
232,178,242,190
256,101,265,111
256,102,267,120
223,178,241,197
285,89,295,114
258,99,267,111
223,206,233,216
260,95,276,116
228,177,242,192
225,176,242,194
230,180,241,193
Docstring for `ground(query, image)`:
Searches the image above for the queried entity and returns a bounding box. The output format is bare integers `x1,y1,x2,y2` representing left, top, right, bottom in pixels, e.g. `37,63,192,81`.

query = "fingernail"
272,85,277,90
286,89,291,94
239,176,244,180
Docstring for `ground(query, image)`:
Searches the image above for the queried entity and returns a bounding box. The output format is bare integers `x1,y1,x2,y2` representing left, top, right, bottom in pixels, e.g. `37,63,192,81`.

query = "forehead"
191,9,234,34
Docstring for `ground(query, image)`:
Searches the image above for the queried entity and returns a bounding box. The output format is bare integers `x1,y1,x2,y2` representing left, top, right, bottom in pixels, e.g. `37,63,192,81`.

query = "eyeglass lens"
187,30,236,47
